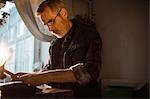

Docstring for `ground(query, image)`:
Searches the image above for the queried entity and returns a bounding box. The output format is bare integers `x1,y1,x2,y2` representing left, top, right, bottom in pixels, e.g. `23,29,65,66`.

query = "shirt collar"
60,19,77,42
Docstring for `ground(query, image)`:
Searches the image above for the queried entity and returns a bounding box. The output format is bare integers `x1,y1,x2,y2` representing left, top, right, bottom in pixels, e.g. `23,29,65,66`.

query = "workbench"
0,81,73,98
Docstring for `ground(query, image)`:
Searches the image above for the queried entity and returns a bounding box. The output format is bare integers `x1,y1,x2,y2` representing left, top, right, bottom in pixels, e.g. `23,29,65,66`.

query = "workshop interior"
0,0,149,98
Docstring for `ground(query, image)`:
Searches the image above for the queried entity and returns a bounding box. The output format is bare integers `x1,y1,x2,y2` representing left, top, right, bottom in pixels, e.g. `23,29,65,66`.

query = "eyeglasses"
45,9,61,26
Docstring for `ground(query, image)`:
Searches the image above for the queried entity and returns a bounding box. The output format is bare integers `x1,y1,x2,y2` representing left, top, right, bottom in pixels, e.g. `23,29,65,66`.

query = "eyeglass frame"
44,9,61,26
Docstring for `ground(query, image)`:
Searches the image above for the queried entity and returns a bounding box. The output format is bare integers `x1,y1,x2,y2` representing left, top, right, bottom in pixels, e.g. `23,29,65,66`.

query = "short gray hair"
36,0,65,15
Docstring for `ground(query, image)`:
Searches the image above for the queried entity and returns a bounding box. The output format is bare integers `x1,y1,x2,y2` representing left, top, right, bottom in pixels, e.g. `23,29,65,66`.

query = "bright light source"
0,42,11,66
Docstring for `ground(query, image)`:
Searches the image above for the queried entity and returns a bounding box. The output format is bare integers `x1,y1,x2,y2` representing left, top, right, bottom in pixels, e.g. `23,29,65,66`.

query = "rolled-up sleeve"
70,63,92,85
70,35,102,85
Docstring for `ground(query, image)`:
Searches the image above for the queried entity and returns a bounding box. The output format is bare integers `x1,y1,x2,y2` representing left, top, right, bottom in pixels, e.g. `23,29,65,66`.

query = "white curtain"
14,0,54,42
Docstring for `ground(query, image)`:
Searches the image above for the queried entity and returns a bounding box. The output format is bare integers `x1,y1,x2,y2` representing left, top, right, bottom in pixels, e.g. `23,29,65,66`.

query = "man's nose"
47,25,55,32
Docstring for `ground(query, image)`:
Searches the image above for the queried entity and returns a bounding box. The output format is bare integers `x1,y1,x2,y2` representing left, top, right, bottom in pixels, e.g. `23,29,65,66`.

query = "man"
17,0,102,98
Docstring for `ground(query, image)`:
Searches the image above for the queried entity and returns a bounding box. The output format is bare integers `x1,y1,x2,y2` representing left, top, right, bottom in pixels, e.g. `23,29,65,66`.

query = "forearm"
19,69,77,86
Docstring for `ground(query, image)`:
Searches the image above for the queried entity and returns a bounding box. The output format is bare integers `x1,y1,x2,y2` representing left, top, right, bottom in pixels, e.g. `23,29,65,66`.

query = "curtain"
14,0,54,42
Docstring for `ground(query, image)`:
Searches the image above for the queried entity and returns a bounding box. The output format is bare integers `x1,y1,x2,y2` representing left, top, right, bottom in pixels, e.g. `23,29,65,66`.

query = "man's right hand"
12,72,28,81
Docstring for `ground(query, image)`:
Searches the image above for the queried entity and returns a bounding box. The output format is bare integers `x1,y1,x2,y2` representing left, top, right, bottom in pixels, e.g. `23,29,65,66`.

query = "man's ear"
60,8,68,18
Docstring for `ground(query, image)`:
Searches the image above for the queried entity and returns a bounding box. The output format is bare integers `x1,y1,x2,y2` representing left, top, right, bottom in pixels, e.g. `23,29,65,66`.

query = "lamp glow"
0,42,11,66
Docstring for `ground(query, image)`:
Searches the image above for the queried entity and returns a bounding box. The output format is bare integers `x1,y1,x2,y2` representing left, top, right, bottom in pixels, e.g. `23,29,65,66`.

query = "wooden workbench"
0,81,73,98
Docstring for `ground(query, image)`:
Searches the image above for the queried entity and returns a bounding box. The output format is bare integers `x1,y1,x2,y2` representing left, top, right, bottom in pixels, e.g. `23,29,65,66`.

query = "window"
15,37,34,72
0,1,50,76
17,20,25,37
8,26,16,42
0,2,35,73
6,45,16,73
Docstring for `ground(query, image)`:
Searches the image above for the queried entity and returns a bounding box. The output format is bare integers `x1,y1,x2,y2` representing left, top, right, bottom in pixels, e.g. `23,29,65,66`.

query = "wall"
94,0,148,86
71,0,88,17
148,2,150,82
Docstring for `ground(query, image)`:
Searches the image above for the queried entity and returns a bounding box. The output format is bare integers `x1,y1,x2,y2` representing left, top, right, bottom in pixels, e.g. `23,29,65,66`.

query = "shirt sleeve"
70,34,102,85
69,63,91,85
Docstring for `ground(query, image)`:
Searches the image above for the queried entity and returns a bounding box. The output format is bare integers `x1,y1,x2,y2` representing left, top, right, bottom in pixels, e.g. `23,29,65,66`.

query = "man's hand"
18,73,41,86
12,72,28,81
17,69,77,86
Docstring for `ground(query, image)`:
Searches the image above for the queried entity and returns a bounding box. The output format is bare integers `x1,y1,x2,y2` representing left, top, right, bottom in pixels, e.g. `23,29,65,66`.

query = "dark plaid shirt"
42,18,102,98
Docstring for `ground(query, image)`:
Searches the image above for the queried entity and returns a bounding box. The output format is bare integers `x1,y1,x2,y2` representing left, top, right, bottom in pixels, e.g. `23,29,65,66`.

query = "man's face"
39,7,68,38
